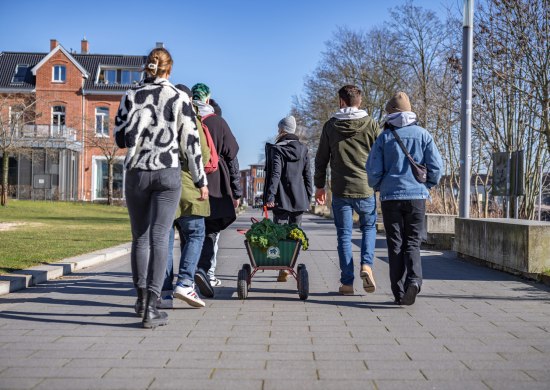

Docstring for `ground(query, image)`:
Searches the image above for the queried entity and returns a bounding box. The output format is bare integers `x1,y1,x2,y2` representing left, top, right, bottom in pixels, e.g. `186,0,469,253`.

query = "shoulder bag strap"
388,125,420,167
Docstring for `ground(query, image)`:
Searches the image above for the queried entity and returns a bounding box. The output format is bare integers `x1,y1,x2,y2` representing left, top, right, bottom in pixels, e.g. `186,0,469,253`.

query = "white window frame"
91,156,126,201
52,65,66,82
96,66,143,85
95,107,110,137
51,105,66,136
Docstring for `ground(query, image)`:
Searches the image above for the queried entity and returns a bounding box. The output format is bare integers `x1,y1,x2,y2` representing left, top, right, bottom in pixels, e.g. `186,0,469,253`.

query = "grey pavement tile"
0,377,43,390
212,367,318,380
0,367,108,378
366,360,468,370
481,381,550,390
265,360,367,370
318,368,424,380
524,370,550,381
220,351,314,360
313,351,408,361
408,352,506,361
33,378,149,390
498,352,549,361
0,342,95,351
356,344,448,353
103,367,212,379
0,358,70,368
166,358,265,369
150,378,263,390
422,368,534,381
63,358,168,368
125,350,220,360
31,349,128,359
461,360,550,370
263,379,377,390
374,380,489,390
228,337,312,345
176,343,267,352
268,344,358,352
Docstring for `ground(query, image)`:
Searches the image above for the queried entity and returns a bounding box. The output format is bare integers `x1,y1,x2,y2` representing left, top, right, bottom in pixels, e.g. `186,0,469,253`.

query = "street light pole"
459,0,474,218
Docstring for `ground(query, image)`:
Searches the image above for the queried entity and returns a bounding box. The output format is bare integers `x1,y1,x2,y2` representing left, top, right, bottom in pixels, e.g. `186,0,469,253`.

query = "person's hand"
315,188,326,205
266,201,275,208
197,186,208,201
233,198,240,208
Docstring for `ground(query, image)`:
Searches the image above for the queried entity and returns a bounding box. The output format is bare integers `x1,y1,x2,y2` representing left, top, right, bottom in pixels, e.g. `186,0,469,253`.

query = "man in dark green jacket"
315,85,380,295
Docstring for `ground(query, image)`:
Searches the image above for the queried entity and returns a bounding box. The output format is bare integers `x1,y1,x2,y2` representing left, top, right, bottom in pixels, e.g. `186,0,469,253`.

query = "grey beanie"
278,115,296,134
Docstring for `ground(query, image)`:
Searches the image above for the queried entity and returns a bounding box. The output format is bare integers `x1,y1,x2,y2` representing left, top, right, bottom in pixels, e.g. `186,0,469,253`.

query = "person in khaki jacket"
314,85,380,295
159,84,211,309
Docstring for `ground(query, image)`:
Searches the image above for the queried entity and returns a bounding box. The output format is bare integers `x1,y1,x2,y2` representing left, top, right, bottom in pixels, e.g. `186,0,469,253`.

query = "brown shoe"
277,270,289,282
338,284,354,295
360,265,376,293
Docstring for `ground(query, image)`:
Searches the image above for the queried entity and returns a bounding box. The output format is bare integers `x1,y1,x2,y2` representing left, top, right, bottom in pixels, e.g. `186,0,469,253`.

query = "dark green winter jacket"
314,115,380,198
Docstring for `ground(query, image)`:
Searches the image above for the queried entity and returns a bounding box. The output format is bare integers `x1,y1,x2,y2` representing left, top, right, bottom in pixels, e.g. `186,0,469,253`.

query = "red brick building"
0,39,147,201
240,163,265,206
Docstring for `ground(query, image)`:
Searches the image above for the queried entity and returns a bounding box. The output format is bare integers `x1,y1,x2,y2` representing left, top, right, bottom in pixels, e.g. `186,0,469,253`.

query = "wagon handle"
263,206,269,219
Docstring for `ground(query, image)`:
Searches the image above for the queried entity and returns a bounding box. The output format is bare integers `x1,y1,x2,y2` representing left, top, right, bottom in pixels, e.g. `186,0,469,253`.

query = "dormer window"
52,65,66,82
97,67,141,85
12,64,29,83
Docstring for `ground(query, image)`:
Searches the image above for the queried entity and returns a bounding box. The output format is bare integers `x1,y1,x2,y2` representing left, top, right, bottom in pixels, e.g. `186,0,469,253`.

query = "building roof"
31,45,89,79
0,50,146,93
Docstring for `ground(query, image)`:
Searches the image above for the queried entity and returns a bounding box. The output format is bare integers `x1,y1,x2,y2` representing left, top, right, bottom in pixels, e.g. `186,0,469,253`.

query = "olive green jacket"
314,115,380,198
178,117,211,217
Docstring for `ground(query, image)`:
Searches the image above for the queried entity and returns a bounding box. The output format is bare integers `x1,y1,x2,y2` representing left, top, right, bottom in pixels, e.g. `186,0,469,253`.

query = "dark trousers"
381,199,425,301
125,168,182,296
273,209,303,226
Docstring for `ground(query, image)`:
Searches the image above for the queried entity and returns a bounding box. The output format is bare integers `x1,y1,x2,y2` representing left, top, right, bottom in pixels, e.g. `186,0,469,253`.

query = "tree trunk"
1,152,9,206
107,159,114,206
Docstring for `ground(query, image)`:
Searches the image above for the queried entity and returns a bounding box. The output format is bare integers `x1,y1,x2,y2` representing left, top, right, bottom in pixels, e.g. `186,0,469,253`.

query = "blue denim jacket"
366,124,442,201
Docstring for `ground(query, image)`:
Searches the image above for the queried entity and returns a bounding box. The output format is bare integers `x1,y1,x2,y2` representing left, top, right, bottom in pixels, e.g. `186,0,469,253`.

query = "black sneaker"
401,283,420,306
194,269,215,298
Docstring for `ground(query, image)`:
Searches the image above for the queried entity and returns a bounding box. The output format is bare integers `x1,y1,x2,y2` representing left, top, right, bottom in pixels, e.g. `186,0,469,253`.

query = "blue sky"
0,0,455,168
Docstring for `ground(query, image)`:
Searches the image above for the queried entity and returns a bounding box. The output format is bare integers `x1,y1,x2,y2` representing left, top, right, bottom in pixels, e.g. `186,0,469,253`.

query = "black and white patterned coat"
114,78,206,188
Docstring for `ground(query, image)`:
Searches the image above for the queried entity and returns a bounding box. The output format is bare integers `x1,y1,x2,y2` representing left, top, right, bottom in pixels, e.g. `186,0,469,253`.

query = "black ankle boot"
134,287,147,317
142,290,168,329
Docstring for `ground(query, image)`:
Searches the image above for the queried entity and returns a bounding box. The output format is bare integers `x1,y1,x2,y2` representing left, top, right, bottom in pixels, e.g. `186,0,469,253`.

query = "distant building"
240,163,265,206
0,38,146,201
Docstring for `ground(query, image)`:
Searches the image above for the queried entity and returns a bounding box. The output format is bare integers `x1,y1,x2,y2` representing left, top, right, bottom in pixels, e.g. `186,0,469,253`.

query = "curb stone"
0,242,131,296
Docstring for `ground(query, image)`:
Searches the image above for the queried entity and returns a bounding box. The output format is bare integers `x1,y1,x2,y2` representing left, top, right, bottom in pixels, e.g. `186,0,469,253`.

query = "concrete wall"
454,218,550,276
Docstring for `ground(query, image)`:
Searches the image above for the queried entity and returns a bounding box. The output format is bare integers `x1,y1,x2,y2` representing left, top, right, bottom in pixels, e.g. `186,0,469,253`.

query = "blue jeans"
332,195,377,286
162,216,206,291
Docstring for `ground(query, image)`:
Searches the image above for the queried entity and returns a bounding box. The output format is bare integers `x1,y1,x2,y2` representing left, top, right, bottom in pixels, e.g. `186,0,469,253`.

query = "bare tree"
0,93,38,206
83,115,124,205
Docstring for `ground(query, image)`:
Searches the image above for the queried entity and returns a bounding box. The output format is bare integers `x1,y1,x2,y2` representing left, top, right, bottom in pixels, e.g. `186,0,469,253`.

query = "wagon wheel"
242,263,252,290
297,264,309,300
237,268,248,300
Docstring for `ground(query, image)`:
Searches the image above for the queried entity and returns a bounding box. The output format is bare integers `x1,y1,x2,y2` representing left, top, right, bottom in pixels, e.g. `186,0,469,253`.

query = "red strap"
263,206,269,219
201,113,215,120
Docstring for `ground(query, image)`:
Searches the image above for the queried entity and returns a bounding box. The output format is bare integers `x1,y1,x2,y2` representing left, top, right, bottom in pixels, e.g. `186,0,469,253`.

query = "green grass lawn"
0,200,131,274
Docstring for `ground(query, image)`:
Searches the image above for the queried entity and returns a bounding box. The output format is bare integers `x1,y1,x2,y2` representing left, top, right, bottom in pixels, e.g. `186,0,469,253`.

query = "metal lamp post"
459,0,474,218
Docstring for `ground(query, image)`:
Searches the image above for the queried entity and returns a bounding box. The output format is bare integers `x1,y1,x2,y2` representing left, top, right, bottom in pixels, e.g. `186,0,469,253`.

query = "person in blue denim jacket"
366,92,442,305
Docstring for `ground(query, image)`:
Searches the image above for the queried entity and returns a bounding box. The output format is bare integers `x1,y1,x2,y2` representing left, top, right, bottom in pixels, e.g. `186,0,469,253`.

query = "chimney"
50,39,58,51
81,38,89,54
156,42,164,49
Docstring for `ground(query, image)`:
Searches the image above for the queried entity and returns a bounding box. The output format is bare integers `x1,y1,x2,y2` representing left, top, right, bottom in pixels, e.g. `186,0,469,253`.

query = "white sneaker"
156,294,173,309
174,284,205,308
209,277,222,287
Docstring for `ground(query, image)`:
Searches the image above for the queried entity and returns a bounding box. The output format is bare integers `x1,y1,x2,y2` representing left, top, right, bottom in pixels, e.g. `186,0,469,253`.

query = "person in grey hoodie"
315,85,380,296
264,115,312,226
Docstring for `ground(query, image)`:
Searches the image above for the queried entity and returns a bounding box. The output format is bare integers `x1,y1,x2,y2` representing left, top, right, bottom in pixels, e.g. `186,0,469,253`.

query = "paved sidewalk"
0,209,549,390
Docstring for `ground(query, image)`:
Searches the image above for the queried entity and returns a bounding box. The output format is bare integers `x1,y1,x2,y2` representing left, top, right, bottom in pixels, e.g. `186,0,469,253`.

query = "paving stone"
374,380,489,390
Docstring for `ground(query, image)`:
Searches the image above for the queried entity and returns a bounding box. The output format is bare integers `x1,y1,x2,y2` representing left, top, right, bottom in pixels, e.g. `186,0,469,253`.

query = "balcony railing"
16,124,78,141
7,125,82,152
